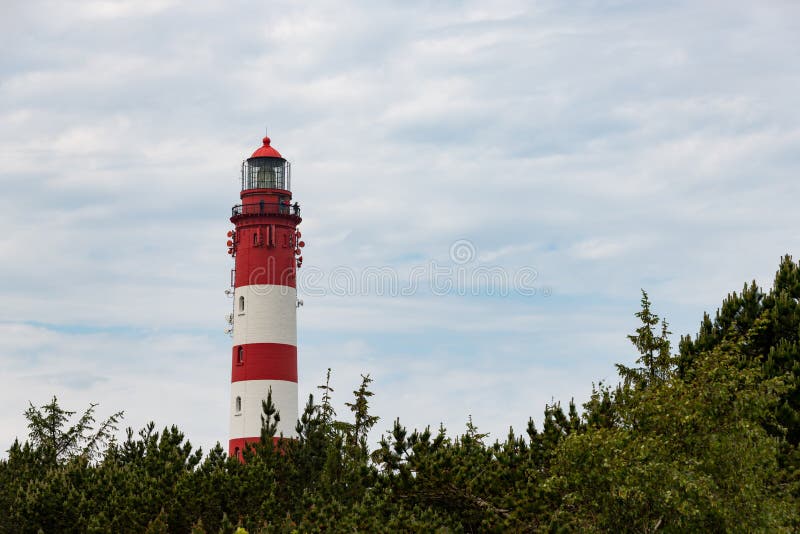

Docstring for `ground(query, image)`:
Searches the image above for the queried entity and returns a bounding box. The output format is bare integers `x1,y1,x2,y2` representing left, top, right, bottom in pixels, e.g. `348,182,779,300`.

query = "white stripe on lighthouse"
232,285,297,347
229,379,298,439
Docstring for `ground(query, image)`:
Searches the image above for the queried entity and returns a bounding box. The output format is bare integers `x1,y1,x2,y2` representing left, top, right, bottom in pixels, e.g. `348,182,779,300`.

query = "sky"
1,0,799,454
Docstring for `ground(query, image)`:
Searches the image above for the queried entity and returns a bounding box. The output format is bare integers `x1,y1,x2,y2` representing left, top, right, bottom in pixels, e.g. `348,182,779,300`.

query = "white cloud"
1,0,799,454
75,0,180,21
570,237,636,260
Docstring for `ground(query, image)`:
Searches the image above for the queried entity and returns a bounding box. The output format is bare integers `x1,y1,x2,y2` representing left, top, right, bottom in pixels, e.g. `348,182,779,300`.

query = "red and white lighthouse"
227,135,304,457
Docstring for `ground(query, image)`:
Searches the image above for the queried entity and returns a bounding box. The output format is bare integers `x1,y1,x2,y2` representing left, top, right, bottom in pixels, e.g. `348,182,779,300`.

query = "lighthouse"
227,135,304,457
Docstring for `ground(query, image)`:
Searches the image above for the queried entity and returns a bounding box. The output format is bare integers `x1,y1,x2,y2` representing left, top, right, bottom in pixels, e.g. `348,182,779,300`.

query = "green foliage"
23,396,123,465
549,342,793,532
617,290,674,389
679,256,800,443
2,256,800,531
259,387,280,441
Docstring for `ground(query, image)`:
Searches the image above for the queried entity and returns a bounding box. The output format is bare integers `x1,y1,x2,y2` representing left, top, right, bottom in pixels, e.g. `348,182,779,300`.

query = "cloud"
1,0,799,454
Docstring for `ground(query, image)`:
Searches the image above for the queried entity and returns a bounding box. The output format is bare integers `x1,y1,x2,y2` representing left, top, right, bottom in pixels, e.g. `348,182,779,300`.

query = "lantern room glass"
242,157,291,191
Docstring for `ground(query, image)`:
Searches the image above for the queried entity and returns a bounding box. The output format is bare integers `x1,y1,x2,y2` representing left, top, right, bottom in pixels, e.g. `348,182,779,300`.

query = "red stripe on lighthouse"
229,437,284,459
233,237,298,288
231,343,298,383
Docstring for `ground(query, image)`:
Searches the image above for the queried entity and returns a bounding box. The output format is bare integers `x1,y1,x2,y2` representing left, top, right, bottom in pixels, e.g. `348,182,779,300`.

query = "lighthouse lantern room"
227,135,304,458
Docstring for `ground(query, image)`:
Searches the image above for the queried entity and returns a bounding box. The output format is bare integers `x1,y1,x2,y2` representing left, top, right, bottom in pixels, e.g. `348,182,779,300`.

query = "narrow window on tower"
235,396,242,413
237,346,244,364
239,296,245,314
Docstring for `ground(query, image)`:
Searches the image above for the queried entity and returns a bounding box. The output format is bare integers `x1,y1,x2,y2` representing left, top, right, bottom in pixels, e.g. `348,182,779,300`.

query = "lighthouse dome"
249,136,283,159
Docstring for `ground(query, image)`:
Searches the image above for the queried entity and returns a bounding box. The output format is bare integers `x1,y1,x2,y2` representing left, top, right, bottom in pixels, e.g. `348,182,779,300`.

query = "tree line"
2,256,800,532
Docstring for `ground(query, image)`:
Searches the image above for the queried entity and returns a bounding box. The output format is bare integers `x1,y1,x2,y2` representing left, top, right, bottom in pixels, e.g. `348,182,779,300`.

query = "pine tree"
259,387,280,442
23,397,123,465
342,374,379,454
317,367,336,422
617,290,673,389
144,509,169,534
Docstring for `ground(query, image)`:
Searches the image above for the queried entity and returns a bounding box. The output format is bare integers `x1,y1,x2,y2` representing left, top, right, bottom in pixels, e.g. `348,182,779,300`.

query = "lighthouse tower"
227,135,304,457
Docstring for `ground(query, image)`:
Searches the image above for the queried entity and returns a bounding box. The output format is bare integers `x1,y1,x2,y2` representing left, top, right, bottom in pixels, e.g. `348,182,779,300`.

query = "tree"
679,256,800,445
259,387,280,442
23,396,123,465
338,374,380,455
549,341,794,532
616,290,673,389
317,367,336,422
